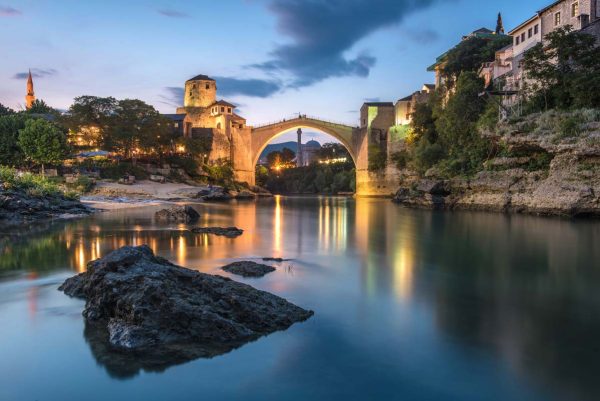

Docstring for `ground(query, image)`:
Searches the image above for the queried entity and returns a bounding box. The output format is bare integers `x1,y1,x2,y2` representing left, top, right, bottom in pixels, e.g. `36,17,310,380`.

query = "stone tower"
25,69,35,109
184,74,216,108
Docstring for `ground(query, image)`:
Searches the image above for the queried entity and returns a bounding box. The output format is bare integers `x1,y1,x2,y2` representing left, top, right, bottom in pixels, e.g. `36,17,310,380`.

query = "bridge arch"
250,117,360,169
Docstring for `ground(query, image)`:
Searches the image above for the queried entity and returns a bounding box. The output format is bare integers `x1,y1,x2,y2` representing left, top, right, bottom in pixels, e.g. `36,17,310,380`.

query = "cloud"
13,68,57,79
214,77,282,98
159,87,184,107
405,28,440,44
157,9,190,18
249,0,440,88
0,6,21,16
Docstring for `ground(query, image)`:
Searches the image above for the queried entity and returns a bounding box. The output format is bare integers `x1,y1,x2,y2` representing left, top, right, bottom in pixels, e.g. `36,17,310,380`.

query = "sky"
1,0,553,144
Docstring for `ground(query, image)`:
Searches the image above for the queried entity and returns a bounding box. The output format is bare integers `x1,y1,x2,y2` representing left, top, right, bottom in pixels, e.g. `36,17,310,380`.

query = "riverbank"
392,110,600,217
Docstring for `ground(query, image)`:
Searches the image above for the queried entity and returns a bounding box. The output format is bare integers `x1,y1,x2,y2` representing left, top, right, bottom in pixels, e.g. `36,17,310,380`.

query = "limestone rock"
154,206,199,223
222,261,276,278
59,245,313,354
191,226,244,238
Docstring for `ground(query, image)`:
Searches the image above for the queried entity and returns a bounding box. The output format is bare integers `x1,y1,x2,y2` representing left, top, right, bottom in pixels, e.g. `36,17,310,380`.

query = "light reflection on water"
0,197,599,401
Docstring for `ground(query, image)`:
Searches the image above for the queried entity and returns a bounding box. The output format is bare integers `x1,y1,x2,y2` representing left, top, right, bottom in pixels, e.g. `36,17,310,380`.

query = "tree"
410,101,437,144
442,35,512,88
107,99,163,161
280,147,295,164
267,151,282,169
522,26,600,110
434,72,490,175
0,103,15,116
317,143,351,162
26,99,59,116
62,96,118,149
18,119,69,174
0,114,26,166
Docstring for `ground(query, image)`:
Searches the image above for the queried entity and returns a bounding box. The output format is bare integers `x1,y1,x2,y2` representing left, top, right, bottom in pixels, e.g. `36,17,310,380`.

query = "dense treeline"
257,143,355,194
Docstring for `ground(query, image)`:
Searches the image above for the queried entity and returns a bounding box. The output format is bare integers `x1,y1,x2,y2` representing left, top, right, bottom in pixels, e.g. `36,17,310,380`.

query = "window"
206,84,210,90
555,12,561,26
221,107,225,113
516,36,520,45
521,32,526,42
227,107,232,113
528,28,532,38
572,1,579,17
534,24,539,34
189,91,193,97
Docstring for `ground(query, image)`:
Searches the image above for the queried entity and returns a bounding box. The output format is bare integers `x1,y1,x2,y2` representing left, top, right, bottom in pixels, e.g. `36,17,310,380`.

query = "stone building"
394,84,435,126
167,74,253,179
539,0,599,38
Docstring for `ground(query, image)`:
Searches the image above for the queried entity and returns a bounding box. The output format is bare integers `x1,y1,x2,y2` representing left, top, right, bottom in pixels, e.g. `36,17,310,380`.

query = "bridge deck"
251,115,357,130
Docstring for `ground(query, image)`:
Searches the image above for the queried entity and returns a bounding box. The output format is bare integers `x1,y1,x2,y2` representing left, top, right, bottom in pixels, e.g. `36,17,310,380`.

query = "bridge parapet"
251,115,358,131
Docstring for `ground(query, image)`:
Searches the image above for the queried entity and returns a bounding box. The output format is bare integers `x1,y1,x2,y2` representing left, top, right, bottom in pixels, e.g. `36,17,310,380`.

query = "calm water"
1,197,599,401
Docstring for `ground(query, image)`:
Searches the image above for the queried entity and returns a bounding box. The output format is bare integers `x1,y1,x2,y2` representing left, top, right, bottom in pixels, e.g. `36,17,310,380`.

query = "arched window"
217,122,221,129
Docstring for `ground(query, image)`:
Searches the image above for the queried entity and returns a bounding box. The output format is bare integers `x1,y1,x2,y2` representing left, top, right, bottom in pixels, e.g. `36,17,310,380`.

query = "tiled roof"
186,74,215,82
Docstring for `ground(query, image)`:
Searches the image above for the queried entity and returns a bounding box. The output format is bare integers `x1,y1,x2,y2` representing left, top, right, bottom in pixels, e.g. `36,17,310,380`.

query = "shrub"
0,166,61,197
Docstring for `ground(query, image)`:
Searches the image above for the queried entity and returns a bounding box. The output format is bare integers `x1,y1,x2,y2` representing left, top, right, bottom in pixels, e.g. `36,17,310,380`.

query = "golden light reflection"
274,195,282,255
393,246,414,300
177,235,187,266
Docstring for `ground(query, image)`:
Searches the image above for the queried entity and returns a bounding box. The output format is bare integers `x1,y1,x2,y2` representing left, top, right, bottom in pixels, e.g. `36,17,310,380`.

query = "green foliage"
410,101,437,143
525,152,553,172
388,125,411,142
477,101,500,131
413,137,444,174
522,26,600,111
165,154,199,177
0,114,26,166
391,150,410,170
204,160,234,184
66,175,95,194
266,147,295,168
442,35,512,88
558,116,581,139
368,144,387,172
18,118,69,172
0,166,61,197
62,96,118,148
25,99,59,116
316,142,351,161
261,162,355,194
0,103,15,116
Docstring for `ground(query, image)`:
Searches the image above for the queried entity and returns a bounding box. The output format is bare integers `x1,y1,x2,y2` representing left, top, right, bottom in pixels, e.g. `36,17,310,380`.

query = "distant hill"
260,142,299,159
259,140,323,163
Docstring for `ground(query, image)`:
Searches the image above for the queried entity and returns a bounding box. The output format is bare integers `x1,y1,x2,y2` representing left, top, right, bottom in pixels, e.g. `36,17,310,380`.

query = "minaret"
25,69,35,109
496,13,505,35
297,128,303,167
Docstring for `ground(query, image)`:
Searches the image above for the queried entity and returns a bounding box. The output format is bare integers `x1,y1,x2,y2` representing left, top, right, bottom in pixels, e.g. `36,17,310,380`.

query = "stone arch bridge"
229,116,396,196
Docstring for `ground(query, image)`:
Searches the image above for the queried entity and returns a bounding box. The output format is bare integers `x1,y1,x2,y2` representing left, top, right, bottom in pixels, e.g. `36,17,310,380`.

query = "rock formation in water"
191,226,244,238
0,185,91,225
154,205,199,223
222,261,276,278
393,111,600,217
59,245,313,370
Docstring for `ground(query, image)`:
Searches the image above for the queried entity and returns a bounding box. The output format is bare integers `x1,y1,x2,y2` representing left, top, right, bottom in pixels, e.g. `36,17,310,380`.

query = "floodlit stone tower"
25,69,35,109
183,74,217,108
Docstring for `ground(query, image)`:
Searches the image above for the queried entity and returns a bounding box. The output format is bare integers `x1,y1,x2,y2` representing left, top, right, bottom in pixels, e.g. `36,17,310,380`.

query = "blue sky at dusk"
1,0,553,143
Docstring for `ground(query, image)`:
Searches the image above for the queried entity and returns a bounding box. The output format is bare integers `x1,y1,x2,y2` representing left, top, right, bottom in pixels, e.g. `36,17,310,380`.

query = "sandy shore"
82,180,203,211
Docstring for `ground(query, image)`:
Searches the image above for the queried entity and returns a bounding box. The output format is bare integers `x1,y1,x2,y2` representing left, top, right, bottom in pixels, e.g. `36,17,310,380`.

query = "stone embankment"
393,110,600,217
59,245,313,355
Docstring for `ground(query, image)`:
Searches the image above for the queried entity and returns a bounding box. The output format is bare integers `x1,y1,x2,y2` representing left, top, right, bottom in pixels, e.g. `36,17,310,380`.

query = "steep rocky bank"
393,110,600,217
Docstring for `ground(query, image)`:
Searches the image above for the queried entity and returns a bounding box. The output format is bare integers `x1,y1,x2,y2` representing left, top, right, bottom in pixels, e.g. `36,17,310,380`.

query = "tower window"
528,28,532,38
206,84,210,90
227,108,232,113
555,12,561,26
221,107,225,113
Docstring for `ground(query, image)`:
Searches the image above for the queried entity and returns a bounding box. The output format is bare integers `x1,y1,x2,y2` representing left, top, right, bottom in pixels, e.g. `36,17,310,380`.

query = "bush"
0,166,61,197
391,150,410,170
368,145,387,172
413,138,444,174
67,175,95,194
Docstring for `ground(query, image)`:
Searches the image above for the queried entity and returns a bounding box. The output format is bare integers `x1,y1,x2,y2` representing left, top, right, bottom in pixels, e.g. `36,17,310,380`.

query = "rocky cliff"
393,110,600,217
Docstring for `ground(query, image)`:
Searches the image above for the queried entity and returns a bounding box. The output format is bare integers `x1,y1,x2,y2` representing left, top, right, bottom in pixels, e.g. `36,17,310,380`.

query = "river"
1,197,599,401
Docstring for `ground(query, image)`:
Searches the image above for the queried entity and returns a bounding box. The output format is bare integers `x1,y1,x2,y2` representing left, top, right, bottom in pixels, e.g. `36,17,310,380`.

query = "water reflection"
1,199,600,400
